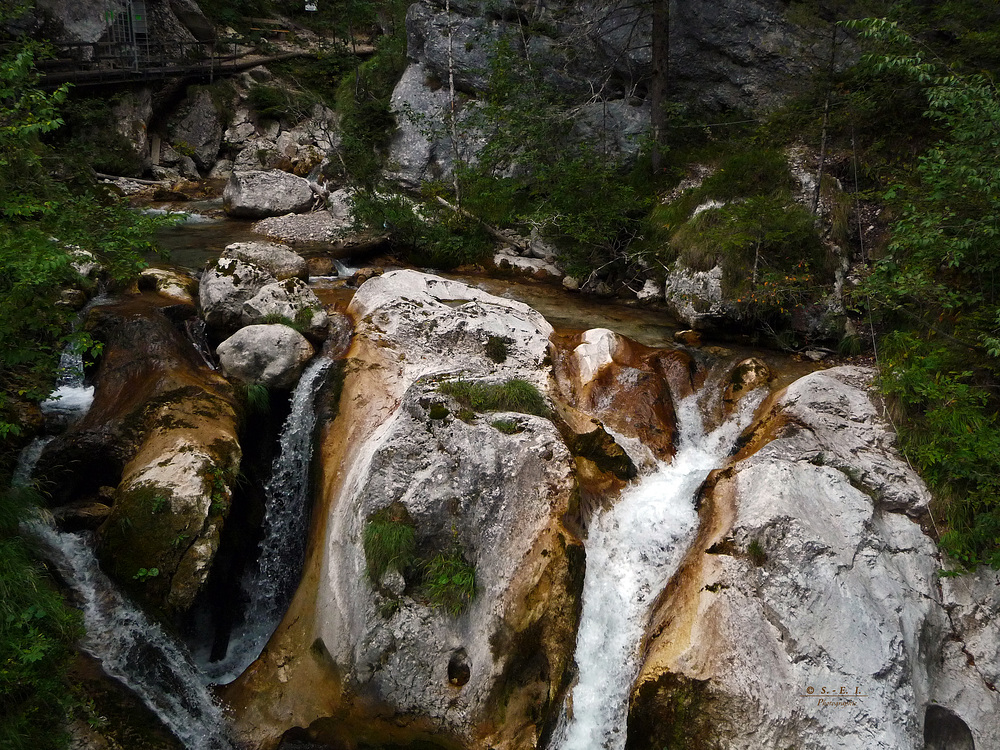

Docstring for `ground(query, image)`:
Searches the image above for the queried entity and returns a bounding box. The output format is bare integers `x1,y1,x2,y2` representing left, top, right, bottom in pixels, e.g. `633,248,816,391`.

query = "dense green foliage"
651,147,831,331
0,42,163,442
848,18,1000,569
0,487,82,750
335,33,407,186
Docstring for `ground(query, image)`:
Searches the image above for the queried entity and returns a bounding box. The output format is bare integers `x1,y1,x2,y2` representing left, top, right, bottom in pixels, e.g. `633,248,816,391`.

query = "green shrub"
363,505,416,583
490,419,522,434
485,335,511,364
422,550,476,616
0,488,82,750
437,378,549,417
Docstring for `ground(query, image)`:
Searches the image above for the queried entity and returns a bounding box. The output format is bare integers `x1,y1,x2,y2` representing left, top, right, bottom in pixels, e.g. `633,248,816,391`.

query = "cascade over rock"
627,366,1000,749
227,270,587,750
36,292,241,618
552,327,698,466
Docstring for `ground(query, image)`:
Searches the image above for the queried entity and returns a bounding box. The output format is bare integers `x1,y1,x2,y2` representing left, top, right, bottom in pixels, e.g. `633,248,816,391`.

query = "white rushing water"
554,390,764,750
201,355,334,683
31,524,236,750
39,293,113,424
13,441,234,750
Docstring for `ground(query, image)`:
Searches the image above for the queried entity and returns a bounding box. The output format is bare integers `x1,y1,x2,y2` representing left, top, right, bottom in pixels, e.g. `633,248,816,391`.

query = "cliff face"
389,0,843,185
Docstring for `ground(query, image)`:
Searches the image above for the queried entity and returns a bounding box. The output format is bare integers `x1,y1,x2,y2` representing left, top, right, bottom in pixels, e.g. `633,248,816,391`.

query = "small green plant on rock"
747,538,768,567
438,378,549,418
363,504,417,584
132,567,159,582
491,419,522,434
485,335,511,364
422,550,476,616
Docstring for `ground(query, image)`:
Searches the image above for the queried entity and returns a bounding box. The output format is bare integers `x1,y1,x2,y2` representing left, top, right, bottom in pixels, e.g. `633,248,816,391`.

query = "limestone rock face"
198,257,276,336
389,0,843,185
168,88,225,173
229,271,583,750
628,367,998,749
552,327,696,466
241,277,329,340
662,262,733,329
221,241,308,281
385,63,482,190
223,170,315,219
216,324,315,389
36,295,240,619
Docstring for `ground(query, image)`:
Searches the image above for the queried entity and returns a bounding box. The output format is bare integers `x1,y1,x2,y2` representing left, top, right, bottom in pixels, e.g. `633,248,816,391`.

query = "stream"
18,206,819,749
552,388,766,750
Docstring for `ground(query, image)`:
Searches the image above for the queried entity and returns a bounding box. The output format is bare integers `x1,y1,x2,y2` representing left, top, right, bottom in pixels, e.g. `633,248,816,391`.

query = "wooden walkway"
37,37,375,89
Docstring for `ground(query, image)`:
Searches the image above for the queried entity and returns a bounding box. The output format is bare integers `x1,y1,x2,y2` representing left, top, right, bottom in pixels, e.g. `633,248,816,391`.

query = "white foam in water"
554,390,764,750
40,383,96,418
31,524,236,750
142,208,216,224
199,356,333,683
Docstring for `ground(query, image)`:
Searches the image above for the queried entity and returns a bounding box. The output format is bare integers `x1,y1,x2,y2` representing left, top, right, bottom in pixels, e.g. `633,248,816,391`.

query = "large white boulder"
223,170,314,219
221,241,308,281
216,324,314,389
229,271,582,750
198,257,276,335
240,277,329,340
630,366,999,749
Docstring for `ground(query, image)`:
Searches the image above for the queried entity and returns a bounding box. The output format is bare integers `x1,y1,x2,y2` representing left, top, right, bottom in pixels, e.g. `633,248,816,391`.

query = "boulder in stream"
227,270,587,750
223,170,315,219
216,323,315,389
36,293,241,619
198,256,276,336
221,241,308,281
241,277,329,341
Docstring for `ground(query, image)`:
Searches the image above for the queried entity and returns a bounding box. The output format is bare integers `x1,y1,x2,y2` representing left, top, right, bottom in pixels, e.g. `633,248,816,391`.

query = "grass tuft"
437,378,549,417
422,550,476,616
363,505,416,584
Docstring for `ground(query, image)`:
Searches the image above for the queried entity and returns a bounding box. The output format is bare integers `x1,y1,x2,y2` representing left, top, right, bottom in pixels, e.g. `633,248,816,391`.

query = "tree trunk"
650,0,670,173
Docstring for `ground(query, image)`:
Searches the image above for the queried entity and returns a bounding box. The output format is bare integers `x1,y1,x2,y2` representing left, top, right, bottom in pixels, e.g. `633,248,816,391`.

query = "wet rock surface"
629,367,999,749
229,271,585,750
37,292,240,618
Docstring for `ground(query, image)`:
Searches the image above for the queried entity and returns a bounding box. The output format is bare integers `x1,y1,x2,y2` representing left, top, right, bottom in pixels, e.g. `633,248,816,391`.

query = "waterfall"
12,442,235,750
201,356,334,683
31,524,236,750
332,258,358,277
39,293,112,425
553,390,764,750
